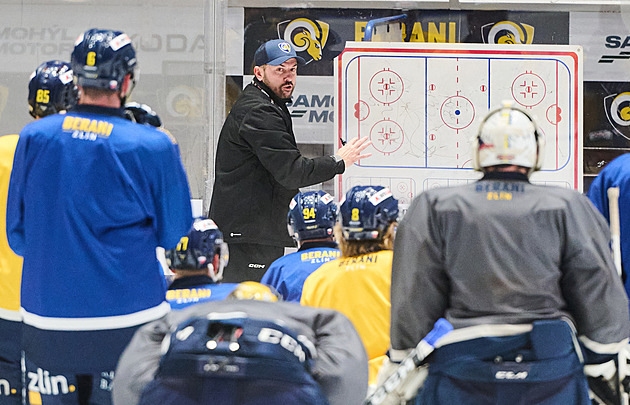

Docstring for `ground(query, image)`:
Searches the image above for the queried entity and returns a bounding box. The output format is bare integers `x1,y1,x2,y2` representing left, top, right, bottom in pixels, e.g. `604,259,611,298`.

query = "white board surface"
335,42,583,205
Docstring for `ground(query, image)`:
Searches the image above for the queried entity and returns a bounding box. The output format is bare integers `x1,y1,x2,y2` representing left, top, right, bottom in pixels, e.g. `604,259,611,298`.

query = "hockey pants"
414,319,590,405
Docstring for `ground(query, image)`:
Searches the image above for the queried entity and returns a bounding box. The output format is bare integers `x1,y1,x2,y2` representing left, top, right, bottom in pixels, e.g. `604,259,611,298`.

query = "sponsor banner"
570,11,630,82
0,4,210,199
584,81,630,149
243,74,334,144
583,80,630,191
0,4,205,74
461,10,569,45
243,8,569,76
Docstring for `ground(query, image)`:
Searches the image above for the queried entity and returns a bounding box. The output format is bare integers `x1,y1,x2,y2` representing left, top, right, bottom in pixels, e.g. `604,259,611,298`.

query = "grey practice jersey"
390,173,630,356
113,299,369,405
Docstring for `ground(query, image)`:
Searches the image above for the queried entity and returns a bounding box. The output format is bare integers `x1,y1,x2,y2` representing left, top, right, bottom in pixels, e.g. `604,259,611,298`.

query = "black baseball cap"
254,39,306,66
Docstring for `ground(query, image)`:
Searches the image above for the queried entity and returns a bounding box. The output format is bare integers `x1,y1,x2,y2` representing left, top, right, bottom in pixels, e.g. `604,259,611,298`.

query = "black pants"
222,243,286,283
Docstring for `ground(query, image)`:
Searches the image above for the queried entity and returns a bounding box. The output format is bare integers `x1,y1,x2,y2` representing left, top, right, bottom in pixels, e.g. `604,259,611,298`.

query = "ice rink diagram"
335,42,583,204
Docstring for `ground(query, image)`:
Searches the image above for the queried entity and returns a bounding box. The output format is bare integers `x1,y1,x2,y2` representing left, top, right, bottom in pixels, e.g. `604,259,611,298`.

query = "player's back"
413,178,611,328
261,246,340,302
8,108,192,322
166,282,239,310
301,250,391,384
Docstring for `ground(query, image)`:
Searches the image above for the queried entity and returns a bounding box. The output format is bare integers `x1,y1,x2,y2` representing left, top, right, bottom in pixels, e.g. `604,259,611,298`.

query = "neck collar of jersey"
71,104,127,118
481,171,530,182
298,240,338,251
168,274,216,290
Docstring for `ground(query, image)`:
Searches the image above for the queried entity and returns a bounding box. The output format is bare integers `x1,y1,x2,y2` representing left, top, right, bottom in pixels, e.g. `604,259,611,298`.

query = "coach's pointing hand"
337,137,372,167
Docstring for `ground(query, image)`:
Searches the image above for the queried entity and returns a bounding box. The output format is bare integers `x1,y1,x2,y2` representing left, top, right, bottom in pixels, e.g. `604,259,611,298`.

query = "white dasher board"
334,42,583,205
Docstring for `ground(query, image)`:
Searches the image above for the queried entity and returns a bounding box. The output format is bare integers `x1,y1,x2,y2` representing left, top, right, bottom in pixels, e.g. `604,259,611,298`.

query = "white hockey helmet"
472,101,544,173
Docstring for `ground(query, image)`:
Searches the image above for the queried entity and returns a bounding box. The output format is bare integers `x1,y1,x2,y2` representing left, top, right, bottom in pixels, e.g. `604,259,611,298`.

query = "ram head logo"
481,21,535,45
278,18,330,63
604,92,630,141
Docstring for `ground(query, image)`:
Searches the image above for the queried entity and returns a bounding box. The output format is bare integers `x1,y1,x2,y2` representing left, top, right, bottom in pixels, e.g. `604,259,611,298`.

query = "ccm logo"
248,263,266,269
257,328,306,362
495,371,528,380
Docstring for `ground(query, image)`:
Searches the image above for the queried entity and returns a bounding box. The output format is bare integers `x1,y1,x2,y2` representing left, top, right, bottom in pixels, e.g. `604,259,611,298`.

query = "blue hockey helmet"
166,217,229,283
71,28,137,94
339,185,399,240
287,190,338,242
27,60,78,119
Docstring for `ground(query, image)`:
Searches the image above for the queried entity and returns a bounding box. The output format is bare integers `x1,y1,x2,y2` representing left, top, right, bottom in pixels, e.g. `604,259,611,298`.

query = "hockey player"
165,217,238,309
7,29,192,404
387,102,630,404
112,292,368,405
587,152,630,303
0,60,78,405
260,190,340,302
301,185,399,387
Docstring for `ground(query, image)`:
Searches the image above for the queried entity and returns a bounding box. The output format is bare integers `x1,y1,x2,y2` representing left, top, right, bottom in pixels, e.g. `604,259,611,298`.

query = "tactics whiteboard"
335,42,583,205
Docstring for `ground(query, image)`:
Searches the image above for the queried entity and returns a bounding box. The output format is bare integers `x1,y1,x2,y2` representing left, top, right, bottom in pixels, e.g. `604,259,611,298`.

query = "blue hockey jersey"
7,105,193,330
587,153,630,306
166,275,238,310
260,242,340,302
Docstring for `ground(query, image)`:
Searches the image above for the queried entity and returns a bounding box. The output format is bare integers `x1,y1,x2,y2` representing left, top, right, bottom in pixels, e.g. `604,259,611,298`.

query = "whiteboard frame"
335,41,583,203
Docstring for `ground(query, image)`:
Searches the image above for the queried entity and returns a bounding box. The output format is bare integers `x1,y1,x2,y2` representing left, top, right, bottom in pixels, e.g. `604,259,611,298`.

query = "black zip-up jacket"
209,78,344,247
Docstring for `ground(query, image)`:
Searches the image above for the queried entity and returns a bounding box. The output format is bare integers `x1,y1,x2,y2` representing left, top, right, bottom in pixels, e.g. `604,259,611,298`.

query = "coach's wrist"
331,154,345,174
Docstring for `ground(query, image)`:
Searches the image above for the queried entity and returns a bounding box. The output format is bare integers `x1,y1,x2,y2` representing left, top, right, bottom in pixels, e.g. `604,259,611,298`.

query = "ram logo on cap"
278,42,291,53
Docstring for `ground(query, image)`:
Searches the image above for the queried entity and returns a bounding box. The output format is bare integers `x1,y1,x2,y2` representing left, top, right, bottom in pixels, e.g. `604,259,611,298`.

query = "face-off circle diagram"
440,96,475,130
511,71,546,108
546,104,563,125
369,68,404,105
370,119,404,155
354,100,370,121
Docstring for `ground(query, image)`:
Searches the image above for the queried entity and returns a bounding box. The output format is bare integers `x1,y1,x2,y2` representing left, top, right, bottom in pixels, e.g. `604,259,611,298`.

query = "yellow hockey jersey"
301,250,392,385
0,134,22,319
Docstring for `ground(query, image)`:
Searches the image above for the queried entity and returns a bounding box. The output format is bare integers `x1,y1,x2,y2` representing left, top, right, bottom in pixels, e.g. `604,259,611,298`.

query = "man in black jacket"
209,39,371,282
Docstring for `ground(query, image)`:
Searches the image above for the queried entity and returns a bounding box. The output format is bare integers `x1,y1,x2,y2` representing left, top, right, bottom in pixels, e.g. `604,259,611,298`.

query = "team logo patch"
369,188,393,206
59,71,74,85
110,34,131,51
320,192,333,205
278,42,291,53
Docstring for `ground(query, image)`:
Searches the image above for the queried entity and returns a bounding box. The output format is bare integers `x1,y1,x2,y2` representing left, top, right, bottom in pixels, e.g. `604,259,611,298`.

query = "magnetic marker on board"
340,138,346,146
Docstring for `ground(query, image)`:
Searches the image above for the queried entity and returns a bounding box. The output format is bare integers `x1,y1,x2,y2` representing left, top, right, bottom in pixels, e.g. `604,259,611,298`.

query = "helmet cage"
339,186,399,240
